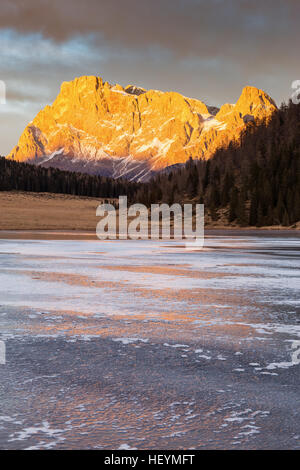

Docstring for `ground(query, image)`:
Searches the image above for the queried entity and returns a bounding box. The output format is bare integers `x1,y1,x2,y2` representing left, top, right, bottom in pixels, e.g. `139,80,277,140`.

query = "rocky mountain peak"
7,76,277,181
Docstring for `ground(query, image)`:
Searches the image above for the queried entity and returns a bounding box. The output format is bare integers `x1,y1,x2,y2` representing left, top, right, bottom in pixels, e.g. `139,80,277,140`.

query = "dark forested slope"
0,157,140,200
134,100,300,226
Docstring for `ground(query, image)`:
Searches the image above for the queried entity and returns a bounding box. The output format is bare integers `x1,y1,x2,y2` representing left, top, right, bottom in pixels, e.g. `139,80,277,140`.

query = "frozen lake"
0,232,299,449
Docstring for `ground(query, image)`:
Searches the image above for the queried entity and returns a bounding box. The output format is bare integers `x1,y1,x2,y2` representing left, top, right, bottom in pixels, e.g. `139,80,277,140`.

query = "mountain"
7,76,277,181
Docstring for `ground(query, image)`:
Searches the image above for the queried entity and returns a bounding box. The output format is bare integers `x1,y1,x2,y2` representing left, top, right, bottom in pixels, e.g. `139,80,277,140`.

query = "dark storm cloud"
0,0,299,153
0,0,299,58
1,0,299,88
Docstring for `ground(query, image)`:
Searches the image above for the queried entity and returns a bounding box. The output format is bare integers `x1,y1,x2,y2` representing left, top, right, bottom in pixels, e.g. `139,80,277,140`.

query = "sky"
0,0,299,154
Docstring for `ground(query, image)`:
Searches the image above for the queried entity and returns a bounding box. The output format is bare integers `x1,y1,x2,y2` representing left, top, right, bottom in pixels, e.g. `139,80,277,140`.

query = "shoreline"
0,227,299,240
0,191,299,239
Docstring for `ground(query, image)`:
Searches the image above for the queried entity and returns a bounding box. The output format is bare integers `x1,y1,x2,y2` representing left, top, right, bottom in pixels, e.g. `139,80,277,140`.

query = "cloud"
0,0,299,153
0,0,298,59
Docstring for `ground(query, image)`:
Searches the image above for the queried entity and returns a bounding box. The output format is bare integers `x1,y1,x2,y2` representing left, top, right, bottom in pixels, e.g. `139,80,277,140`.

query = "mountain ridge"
7,76,277,181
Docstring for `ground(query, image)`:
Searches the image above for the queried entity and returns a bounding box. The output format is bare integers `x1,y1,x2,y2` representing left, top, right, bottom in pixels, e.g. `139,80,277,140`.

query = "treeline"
134,100,300,226
0,157,140,200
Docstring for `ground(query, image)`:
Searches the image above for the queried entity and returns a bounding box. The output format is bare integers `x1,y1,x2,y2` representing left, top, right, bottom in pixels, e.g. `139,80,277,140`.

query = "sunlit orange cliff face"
7,76,277,181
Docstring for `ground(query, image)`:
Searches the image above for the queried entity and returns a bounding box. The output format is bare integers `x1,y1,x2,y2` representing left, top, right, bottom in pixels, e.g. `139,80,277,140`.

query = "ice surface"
0,233,299,449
